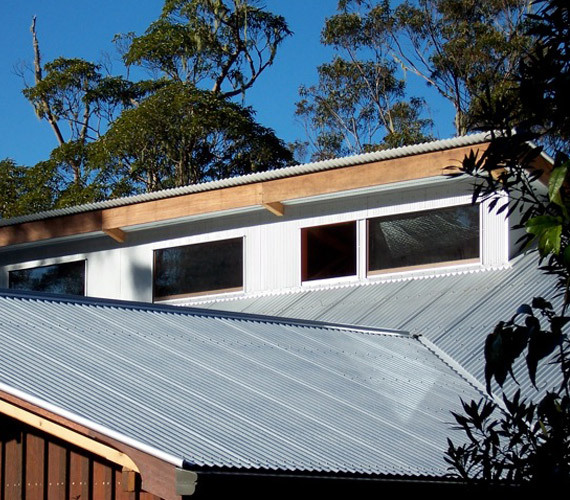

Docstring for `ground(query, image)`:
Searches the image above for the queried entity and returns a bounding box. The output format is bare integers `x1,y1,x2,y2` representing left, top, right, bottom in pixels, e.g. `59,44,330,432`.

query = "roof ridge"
0,288,408,337
415,336,505,409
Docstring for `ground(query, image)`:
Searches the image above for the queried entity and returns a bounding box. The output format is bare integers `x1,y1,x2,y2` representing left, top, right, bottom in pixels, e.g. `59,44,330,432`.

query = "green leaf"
563,245,570,267
526,329,563,386
548,163,567,208
526,215,563,255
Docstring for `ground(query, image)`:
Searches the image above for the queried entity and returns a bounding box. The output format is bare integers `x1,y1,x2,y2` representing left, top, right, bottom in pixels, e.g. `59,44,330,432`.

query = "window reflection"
368,204,480,273
154,238,243,300
9,261,86,296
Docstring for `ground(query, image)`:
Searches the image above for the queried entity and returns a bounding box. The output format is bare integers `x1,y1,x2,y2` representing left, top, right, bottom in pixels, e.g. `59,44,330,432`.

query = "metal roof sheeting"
192,251,563,398
0,290,484,477
0,132,491,228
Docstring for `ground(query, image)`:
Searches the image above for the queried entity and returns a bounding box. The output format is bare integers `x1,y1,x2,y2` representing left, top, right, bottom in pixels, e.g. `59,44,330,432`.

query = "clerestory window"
301,221,357,281
153,237,243,300
8,260,86,296
367,204,480,274
301,204,480,284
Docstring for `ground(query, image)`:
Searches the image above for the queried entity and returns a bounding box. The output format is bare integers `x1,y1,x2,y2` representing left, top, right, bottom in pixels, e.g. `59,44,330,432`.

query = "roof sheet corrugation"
0,132,490,228
192,252,562,397
0,291,483,477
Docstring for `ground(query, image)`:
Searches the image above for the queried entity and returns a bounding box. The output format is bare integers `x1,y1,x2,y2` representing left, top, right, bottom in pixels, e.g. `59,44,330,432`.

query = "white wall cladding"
480,194,510,266
0,178,512,302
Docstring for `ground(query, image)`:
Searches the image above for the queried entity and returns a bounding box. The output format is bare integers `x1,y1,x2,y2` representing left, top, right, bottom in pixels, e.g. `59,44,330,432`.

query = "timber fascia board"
0,144,484,248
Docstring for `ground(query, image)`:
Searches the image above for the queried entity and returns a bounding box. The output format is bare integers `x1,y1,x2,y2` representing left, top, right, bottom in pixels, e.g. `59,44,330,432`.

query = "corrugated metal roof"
0,132,490,227
191,251,562,398
0,290,484,477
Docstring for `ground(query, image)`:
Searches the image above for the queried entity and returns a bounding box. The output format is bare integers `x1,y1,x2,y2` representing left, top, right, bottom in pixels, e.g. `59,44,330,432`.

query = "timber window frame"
301,203,481,285
367,203,480,275
301,221,357,282
153,237,244,301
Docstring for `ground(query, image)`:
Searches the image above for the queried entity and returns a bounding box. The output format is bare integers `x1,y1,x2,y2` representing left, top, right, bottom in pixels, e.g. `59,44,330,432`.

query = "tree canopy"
0,0,543,214
95,83,292,192
121,0,291,98
295,0,433,161
1,0,292,217
294,0,530,161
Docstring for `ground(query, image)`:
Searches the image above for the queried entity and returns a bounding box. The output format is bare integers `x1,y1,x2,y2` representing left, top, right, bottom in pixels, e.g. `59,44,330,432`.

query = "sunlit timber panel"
0,144,485,248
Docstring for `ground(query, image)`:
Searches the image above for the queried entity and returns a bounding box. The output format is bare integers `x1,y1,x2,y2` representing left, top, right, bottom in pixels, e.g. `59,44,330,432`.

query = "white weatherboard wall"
0,178,510,303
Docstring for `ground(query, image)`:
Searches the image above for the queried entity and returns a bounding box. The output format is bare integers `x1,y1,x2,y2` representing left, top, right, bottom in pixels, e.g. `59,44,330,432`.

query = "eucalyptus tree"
295,0,432,161
13,1,292,215
0,159,58,219
95,83,292,193
120,0,291,98
383,0,531,135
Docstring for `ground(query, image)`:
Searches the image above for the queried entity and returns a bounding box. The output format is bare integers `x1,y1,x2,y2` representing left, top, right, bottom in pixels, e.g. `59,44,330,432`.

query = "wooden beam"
103,227,126,243
0,399,140,472
122,468,139,492
262,201,284,216
0,143,489,248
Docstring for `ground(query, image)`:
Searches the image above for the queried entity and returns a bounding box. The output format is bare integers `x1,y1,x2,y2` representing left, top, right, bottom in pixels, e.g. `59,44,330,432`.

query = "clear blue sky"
0,0,455,167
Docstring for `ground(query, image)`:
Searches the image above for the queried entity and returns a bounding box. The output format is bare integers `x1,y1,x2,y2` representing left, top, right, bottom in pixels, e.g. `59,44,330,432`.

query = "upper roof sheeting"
191,251,562,398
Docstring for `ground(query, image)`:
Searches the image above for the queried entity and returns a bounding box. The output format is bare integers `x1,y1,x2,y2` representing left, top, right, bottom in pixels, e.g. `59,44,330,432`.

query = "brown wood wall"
0,414,161,500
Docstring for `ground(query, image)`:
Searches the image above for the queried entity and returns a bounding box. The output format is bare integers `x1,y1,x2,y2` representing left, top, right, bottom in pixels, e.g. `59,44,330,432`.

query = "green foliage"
446,391,570,486
445,0,570,488
96,83,292,191
0,159,58,218
296,0,432,161
7,1,292,218
367,0,531,134
121,0,291,97
23,58,144,143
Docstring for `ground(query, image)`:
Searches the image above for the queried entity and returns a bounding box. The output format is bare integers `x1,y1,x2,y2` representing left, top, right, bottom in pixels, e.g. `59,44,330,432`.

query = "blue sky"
0,1,455,166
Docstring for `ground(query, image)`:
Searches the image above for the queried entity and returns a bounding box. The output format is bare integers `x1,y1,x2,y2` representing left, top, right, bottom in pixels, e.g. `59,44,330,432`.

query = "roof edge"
0,132,492,228
0,381,184,468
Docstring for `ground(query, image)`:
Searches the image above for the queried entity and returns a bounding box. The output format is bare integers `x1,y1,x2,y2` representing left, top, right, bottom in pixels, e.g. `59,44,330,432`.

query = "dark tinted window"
368,205,479,273
301,221,357,281
154,238,243,299
9,261,86,296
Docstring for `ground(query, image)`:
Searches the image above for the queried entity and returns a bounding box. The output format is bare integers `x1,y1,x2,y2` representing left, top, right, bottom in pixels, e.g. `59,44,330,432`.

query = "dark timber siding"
0,414,161,500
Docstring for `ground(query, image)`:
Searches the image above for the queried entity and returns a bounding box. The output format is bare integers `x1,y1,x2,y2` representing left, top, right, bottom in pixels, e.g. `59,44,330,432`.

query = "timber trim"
0,398,140,472
262,201,285,216
103,227,127,243
0,391,183,500
0,144,485,248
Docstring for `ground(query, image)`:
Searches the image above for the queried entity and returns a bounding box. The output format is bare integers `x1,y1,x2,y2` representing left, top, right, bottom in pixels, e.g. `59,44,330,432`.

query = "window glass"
9,260,86,296
301,221,357,281
368,204,479,273
154,238,243,300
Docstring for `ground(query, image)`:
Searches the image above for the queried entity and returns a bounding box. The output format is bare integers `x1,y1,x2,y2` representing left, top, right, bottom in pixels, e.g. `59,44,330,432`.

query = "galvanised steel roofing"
0,289,484,477
192,251,563,398
0,132,491,228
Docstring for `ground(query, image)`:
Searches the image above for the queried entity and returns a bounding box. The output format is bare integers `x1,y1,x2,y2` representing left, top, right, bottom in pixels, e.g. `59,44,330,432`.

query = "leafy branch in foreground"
445,0,570,489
